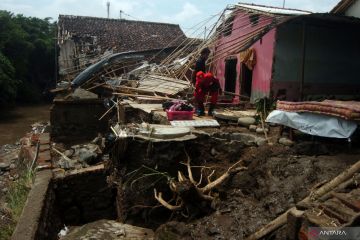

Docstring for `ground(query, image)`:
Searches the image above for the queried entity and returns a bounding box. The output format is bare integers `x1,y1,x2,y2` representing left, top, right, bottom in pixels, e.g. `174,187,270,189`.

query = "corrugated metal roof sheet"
236,3,311,16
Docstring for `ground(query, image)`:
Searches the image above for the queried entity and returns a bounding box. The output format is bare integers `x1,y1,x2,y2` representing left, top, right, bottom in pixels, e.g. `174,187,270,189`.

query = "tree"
0,52,17,105
0,10,56,105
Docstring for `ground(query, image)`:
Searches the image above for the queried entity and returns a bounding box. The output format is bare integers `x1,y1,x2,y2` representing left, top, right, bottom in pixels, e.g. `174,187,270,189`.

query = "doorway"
224,58,238,93
240,63,253,97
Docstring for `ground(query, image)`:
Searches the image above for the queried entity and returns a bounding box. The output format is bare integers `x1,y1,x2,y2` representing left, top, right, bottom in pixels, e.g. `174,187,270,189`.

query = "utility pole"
107,1,110,18
120,10,123,20
204,26,207,40
283,0,286,8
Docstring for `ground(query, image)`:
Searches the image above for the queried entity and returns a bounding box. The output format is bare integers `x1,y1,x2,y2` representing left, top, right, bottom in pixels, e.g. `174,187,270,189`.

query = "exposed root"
154,189,183,211
153,150,247,215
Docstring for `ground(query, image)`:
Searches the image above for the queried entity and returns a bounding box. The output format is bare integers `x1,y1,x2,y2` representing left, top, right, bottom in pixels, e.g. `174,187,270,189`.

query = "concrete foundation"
50,99,110,143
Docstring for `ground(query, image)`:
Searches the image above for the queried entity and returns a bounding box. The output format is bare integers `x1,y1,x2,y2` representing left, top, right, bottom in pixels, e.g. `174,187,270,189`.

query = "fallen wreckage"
46,5,360,240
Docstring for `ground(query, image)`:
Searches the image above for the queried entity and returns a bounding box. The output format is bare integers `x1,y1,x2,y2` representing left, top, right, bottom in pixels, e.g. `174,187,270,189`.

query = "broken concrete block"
79,149,98,164
249,125,257,132
214,112,240,121
64,149,74,158
139,126,191,139
256,128,269,134
0,163,10,171
72,88,98,99
256,138,267,146
230,133,266,147
58,158,76,170
279,137,294,146
237,117,256,127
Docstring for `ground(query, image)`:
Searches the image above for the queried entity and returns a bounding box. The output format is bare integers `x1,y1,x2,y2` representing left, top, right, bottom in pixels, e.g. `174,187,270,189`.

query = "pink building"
212,3,360,102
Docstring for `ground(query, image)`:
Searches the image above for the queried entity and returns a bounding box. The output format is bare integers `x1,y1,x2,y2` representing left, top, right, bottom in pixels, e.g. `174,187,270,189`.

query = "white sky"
1,0,341,36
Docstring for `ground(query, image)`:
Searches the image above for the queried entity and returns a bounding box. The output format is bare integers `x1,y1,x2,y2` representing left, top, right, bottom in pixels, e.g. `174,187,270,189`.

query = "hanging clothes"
239,48,256,70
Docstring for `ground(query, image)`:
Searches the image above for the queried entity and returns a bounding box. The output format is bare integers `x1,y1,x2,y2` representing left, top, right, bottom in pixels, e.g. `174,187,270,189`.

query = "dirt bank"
155,142,360,240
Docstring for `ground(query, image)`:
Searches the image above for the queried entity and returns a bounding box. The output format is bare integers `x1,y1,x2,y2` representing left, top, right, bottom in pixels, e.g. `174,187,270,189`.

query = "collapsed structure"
57,15,197,82
9,2,360,240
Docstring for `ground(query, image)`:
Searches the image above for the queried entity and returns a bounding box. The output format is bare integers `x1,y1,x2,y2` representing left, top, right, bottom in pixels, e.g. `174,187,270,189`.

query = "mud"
154,142,360,240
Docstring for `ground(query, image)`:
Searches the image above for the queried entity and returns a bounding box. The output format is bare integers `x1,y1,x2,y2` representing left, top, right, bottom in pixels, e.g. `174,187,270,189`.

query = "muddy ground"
154,139,360,240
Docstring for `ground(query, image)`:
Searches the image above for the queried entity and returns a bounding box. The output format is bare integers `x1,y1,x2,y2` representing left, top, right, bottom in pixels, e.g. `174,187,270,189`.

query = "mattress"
276,100,360,120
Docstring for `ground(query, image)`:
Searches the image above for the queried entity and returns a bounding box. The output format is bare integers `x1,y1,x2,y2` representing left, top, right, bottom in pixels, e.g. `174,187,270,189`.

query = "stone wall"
12,170,62,240
50,99,110,143
53,166,116,225
12,166,116,240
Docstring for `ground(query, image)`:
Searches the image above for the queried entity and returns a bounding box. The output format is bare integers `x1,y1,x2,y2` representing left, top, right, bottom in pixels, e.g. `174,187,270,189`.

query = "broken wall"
53,168,116,225
50,99,110,143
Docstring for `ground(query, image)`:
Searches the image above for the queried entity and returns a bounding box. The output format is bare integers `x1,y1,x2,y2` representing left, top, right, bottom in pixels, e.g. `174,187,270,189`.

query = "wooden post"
287,209,304,240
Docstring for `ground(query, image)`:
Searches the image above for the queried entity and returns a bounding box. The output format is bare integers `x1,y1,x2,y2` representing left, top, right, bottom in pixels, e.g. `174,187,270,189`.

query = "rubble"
71,88,98,99
60,219,154,240
237,117,256,127
279,137,295,146
53,140,105,171
4,2,360,240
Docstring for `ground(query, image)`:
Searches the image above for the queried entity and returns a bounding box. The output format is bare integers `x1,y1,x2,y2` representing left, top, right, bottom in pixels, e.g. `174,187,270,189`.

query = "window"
223,16,235,37
249,13,260,26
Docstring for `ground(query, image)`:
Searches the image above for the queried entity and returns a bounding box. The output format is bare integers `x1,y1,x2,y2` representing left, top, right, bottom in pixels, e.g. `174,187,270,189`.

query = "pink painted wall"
212,10,276,101
250,29,276,100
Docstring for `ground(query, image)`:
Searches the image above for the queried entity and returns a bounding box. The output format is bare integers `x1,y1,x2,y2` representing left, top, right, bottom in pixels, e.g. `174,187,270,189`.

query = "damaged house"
331,0,360,18
212,3,360,102
57,15,191,81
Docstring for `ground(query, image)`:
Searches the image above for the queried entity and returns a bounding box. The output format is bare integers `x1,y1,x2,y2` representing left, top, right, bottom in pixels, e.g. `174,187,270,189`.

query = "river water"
0,104,50,146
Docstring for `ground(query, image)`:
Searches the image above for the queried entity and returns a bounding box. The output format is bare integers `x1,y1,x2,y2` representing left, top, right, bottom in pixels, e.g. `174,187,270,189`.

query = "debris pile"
52,135,107,171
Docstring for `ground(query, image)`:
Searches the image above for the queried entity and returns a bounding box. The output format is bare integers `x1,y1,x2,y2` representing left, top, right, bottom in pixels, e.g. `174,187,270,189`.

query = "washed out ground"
1,103,360,240
53,107,360,240
70,101,358,239
153,132,360,240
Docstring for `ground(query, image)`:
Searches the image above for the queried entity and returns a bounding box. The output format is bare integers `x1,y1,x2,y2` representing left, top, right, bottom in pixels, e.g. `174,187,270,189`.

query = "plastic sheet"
266,110,357,139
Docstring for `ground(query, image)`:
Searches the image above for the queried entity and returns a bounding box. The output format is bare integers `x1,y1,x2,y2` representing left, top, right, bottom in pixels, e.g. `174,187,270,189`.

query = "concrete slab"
138,125,191,139
170,120,220,127
12,170,52,240
215,110,257,121
127,103,163,114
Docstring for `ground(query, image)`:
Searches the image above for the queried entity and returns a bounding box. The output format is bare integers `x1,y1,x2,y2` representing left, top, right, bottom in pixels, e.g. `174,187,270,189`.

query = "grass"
0,166,36,240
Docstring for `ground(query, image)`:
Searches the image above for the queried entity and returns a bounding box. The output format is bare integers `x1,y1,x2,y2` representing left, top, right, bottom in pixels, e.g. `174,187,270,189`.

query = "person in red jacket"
194,71,222,116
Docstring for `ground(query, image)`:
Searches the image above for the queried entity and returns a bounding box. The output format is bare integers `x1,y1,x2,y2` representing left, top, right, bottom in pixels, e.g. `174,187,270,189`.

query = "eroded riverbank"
0,104,50,146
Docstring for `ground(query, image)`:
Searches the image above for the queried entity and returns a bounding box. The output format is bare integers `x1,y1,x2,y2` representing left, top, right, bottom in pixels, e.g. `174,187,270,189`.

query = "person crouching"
194,71,222,116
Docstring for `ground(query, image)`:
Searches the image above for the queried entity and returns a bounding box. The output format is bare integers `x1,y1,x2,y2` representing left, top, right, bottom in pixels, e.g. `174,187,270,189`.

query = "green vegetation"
255,97,275,119
0,166,36,240
0,11,56,106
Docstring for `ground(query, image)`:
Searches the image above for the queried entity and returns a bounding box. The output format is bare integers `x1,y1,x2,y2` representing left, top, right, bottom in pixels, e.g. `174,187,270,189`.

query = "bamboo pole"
223,90,250,99
245,159,360,240
99,104,116,120
113,93,178,100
